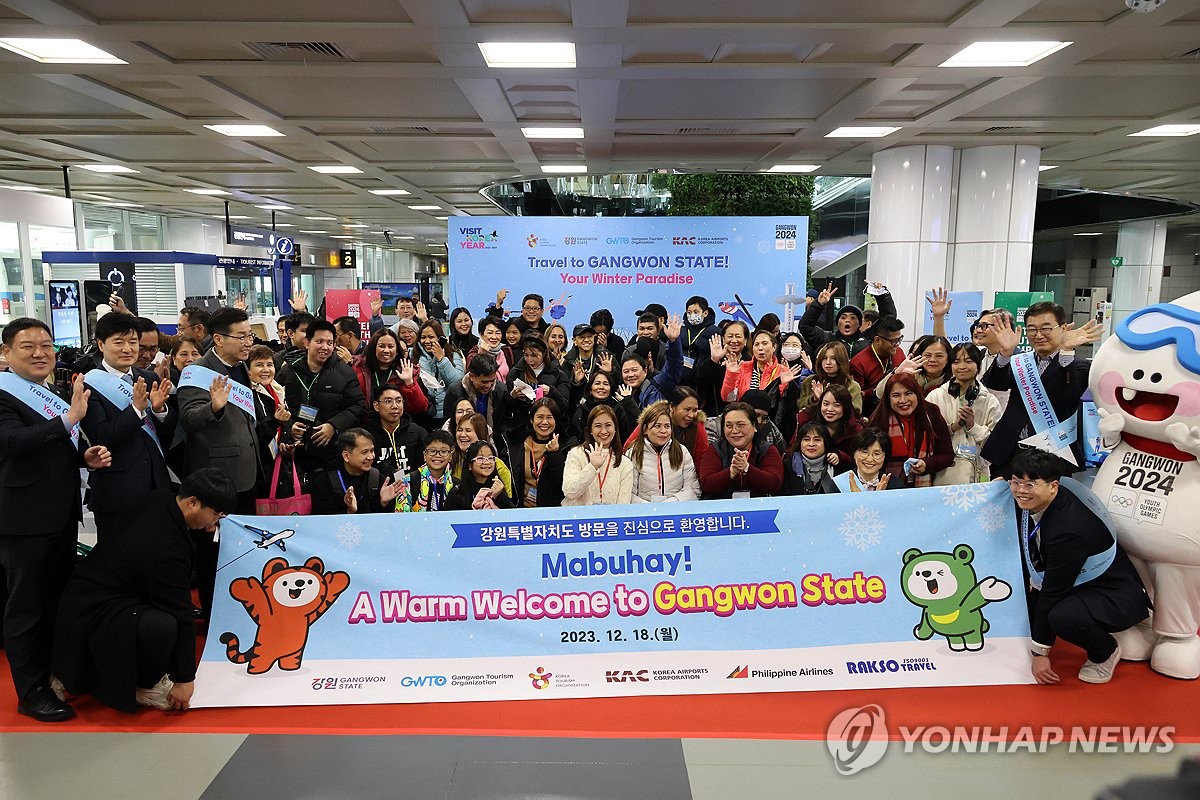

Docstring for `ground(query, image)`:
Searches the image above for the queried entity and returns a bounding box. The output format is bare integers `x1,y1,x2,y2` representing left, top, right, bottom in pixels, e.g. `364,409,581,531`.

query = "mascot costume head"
1089,289,1200,679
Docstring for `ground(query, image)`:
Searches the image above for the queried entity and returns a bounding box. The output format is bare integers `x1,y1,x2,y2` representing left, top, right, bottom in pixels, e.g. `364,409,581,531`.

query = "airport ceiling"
2,0,1200,254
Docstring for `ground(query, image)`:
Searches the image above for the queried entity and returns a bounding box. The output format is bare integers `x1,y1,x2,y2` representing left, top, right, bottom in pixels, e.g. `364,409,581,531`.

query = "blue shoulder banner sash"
1021,477,1116,591
179,364,256,419
83,369,163,454
0,372,79,446
1011,350,1078,465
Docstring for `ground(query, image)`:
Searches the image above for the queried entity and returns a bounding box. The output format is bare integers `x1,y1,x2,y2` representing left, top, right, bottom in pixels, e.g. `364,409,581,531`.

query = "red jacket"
698,438,784,498
849,344,906,396
352,356,429,417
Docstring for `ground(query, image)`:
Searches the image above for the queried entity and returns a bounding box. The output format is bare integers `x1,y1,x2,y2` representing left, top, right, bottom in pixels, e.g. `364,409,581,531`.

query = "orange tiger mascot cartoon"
219,556,351,674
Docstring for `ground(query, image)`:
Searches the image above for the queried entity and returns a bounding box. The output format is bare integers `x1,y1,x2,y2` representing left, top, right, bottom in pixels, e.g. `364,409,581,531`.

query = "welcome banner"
447,216,808,334
193,483,1034,708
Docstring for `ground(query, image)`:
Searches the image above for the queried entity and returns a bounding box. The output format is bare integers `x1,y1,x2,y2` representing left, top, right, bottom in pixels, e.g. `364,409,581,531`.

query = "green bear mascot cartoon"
901,544,1012,652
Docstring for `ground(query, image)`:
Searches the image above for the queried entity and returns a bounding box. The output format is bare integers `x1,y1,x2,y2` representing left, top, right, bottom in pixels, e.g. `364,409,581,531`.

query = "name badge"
682,356,695,370
732,491,751,500
955,444,979,459
299,404,319,422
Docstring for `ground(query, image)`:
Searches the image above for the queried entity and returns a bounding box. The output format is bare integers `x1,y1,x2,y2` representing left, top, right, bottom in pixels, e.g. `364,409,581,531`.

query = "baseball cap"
636,303,668,319
572,323,596,337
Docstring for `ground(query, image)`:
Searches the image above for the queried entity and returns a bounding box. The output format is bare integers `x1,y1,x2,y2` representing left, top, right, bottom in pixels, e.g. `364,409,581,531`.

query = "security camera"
1126,0,1166,13
383,229,394,245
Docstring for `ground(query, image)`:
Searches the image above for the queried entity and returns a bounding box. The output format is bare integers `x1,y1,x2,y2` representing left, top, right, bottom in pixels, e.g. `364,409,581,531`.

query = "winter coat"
626,439,700,503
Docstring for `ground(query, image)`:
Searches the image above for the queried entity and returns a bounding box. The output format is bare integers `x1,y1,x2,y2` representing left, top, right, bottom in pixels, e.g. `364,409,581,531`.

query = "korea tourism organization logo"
526,234,539,248
529,666,553,689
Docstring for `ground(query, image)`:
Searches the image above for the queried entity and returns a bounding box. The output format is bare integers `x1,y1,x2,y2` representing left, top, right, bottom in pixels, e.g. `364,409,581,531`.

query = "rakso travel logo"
826,704,889,776
529,666,553,689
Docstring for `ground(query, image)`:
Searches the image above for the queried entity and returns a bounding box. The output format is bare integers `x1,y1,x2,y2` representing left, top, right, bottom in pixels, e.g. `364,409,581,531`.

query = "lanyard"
383,424,399,462
336,469,349,493
528,439,545,481
596,451,612,501
873,345,889,375
295,371,319,402
655,449,665,495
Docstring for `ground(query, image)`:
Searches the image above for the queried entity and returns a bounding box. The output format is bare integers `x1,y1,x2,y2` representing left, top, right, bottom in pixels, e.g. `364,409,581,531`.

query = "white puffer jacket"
626,439,700,503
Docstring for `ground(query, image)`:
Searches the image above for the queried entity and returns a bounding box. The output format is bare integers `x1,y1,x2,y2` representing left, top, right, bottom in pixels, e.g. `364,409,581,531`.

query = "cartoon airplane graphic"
244,525,296,552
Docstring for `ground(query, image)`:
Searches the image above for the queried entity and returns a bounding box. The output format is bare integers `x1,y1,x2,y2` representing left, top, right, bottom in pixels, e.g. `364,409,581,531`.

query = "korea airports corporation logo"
529,666,553,689
826,704,889,775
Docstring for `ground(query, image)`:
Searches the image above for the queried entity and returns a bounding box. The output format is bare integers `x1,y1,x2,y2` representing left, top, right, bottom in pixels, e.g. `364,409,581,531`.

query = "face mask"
686,312,704,326
781,346,803,361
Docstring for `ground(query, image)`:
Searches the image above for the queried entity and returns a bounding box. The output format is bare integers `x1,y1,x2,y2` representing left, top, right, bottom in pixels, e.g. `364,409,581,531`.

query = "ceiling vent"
369,125,435,134
243,42,353,62
673,127,738,135
984,125,1023,132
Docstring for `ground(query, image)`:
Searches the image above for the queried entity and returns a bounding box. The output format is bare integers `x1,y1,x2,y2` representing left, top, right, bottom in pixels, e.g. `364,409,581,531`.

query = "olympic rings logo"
1110,495,1136,508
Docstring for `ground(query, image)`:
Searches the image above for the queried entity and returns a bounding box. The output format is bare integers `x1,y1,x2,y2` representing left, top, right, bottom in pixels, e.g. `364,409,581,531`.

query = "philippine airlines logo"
826,704,888,776
529,666,553,689
527,234,539,248
727,665,749,679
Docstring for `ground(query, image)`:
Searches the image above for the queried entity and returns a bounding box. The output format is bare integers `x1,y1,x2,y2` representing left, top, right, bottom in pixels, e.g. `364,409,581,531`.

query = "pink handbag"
256,453,312,516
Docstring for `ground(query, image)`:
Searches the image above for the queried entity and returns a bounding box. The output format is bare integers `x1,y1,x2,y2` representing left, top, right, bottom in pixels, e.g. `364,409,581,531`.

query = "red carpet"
1,643,1197,740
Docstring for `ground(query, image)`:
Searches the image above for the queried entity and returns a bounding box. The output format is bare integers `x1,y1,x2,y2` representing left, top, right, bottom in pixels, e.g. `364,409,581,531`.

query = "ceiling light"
299,230,327,234
766,164,820,173
826,127,901,138
478,42,575,69
225,215,251,220
1073,232,1104,236
256,204,291,210
522,127,585,139
76,164,138,173
408,205,441,211
306,216,335,220
331,235,353,239
273,223,294,227
939,41,1072,68
542,165,587,174
204,124,285,137
435,216,449,220
103,202,141,208
0,38,125,64
369,189,411,196
184,188,229,195
394,235,415,240
309,165,363,174
5,185,49,192
1038,165,1058,171
1129,124,1200,137
343,223,368,228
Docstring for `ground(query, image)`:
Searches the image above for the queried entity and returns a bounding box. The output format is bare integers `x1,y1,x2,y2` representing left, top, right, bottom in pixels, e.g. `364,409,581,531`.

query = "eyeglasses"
425,448,452,457
1008,478,1047,491
1026,324,1060,338
473,456,496,464
974,322,995,331
523,305,543,312
724,421,753,431
879,335,904,345
217,332,254,342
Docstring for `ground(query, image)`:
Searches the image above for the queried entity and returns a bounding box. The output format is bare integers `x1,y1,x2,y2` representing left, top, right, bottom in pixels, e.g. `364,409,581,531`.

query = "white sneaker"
135,675,173,710
1078,645,1122,684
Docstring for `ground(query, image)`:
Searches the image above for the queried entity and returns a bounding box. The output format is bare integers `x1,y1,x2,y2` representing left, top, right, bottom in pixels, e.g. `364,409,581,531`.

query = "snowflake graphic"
940,483,990,512
975,504,1007,534
840,506,884,552
336,522,363,549
756,239,772,254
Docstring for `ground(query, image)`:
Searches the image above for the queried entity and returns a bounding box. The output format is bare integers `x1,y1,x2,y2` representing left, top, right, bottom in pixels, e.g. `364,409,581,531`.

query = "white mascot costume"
1090,289,1200,679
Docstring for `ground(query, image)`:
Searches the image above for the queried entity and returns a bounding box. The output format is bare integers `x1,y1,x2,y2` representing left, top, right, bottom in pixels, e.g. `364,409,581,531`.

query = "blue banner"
922,290,984,344
448,216,808,334
194,482,1033,707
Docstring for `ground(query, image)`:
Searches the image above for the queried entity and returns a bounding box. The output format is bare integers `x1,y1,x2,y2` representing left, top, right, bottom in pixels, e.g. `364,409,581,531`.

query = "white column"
949,145,1040,310
1112,219,1167,323
865,145,954,338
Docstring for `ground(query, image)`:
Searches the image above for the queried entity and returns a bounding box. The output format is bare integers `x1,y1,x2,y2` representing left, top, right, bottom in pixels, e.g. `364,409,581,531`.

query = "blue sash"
1011,350,1078,466
1020,477,1116,590
0,372,79,446
179,364,257,419
83,369,163,454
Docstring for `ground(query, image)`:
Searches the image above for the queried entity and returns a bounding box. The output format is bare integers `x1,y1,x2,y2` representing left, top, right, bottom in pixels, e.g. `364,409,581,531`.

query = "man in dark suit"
1009,448,1150,685
982,302,1101,475
81,313,176,538
0,318,111,721
54,468,237,714
177,307,263,620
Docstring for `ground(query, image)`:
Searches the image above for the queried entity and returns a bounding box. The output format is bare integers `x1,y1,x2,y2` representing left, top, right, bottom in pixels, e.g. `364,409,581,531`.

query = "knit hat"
836,305,864,324
396,318,420,333
741,389,773,415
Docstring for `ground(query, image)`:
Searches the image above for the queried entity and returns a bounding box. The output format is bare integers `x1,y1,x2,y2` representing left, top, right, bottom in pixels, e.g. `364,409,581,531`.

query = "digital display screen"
48,280,82,348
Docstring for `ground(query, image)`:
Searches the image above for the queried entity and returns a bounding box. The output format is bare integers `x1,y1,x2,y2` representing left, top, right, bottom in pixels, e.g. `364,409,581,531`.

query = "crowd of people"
0,277,1150,722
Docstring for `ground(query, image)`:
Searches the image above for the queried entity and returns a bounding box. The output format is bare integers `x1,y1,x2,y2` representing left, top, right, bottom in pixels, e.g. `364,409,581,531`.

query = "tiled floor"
0,733,1195,799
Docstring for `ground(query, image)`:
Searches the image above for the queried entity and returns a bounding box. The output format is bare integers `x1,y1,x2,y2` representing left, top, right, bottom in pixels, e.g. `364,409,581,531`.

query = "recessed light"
826,127,901,138
309,165,363,174
184,188,229,195
5,185,49,192
478,42,575,69
1038,165,1058,171
766,164,820,173
522,127,585,139
299,230,327,234
76,164,138,173
939,41,1072,68
1073,232,1104,236
343,223,369,228
306,216,335,220
1129,124,1200,137
204,124,285,137
408,205,441,210
0,38,125,64
257,204,291,210
369,189,411,196
542,165,587,174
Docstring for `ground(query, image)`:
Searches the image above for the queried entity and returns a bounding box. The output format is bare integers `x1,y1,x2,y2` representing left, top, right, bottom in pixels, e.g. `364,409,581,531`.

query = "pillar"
1112,219,1166,324
948,145,1041,311
865,145,954,340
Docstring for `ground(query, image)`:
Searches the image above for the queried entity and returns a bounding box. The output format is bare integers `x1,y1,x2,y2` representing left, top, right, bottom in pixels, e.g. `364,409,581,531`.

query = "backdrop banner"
192,482,1032,708
447,216,809,335
923,290,984,344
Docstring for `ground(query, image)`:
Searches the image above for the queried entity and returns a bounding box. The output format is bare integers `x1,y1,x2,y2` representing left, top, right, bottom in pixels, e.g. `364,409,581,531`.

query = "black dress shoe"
18,683,76,723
